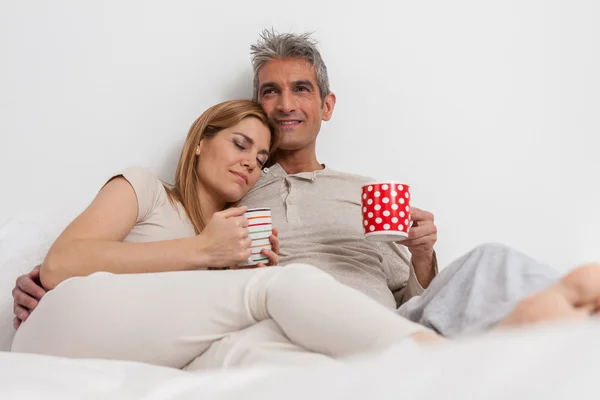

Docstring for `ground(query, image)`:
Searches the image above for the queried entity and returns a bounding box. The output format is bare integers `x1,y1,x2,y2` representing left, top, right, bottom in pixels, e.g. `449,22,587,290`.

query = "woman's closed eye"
233,140,247,150
234,139,268,168
257,156,268,168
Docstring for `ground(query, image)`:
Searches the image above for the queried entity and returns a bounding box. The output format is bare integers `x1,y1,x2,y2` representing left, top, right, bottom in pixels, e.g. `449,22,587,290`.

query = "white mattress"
1,319,599,399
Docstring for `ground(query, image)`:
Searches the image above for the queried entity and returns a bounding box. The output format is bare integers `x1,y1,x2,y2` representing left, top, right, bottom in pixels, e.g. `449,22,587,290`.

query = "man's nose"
276,90,296,114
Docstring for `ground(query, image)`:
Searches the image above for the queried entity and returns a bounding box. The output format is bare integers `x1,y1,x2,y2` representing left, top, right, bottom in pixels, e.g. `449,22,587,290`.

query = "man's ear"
321,92,337,122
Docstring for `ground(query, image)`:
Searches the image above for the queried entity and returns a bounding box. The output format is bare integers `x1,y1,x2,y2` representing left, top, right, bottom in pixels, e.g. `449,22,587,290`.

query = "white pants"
12,264,426,370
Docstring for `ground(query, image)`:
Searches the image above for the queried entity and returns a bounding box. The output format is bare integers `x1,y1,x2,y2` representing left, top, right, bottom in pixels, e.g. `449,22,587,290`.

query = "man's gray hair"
250,29,331,103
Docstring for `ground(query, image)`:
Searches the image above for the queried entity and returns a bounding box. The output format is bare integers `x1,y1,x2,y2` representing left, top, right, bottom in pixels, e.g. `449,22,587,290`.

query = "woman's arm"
40,177,204,289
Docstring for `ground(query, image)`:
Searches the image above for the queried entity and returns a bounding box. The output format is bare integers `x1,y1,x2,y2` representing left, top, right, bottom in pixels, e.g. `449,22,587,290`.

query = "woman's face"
196,117,271,203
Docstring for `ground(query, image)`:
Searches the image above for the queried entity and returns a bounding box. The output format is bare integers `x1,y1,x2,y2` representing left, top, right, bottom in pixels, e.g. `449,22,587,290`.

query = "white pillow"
0,218,50,351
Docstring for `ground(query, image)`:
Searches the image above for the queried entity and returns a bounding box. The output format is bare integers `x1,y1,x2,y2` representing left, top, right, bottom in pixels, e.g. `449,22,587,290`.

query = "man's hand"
230,227,281,269
12,265,46,329
402,207,437,255
256,227,280,267
397,207,438,287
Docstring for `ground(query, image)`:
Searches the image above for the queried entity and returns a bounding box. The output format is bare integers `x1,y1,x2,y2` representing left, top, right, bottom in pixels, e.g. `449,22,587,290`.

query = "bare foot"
498,264,600,328
410,330,448,345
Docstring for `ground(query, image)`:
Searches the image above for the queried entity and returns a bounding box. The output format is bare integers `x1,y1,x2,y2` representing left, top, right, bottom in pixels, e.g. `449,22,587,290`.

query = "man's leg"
397,243,562,336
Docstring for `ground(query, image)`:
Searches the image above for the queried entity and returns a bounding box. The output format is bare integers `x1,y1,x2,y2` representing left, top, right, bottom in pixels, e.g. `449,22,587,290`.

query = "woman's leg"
184,319,335,371
12,264,430,368
187,263,431,370
249,264,431,358
11,269,273,368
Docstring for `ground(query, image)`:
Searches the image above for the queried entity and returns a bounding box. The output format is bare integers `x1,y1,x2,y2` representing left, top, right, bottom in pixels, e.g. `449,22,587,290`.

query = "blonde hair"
167,100,280,234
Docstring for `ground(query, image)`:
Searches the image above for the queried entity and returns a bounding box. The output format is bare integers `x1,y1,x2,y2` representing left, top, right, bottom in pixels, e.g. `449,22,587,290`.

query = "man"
12,30,567,339
240,29,562,336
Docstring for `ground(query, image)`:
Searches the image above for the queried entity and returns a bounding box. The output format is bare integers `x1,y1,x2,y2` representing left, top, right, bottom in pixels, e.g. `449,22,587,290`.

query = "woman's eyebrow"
232,132,269,155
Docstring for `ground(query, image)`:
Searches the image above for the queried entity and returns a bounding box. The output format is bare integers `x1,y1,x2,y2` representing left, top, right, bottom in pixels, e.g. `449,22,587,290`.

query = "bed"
1,218,598,399
1,319,600,399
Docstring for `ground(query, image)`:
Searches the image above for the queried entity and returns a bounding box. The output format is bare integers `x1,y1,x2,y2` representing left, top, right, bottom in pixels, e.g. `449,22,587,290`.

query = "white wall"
1,0,598,272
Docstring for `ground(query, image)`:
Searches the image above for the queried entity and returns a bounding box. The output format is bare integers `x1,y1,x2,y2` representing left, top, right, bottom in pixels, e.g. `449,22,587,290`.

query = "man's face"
257,58,335,152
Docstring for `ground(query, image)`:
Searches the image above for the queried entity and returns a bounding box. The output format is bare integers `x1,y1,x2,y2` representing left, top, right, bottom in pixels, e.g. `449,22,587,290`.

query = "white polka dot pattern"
361,182,411,238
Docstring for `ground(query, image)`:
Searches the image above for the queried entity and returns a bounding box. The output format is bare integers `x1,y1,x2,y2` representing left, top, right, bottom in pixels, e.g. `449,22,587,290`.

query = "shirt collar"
263,163,328,181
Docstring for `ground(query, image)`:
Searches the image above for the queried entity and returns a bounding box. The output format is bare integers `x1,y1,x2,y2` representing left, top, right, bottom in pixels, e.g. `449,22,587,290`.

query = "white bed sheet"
1,319,599,399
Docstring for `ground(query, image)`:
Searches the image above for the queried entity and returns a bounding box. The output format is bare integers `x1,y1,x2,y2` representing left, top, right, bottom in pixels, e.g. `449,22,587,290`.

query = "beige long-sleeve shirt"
240,163,437,309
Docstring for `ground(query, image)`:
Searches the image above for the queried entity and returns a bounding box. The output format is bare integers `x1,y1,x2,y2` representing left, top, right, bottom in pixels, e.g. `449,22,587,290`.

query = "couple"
10,30,600,370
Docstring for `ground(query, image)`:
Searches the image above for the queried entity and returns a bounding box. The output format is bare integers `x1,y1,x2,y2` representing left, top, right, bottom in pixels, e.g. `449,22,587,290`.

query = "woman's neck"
195,185,226,221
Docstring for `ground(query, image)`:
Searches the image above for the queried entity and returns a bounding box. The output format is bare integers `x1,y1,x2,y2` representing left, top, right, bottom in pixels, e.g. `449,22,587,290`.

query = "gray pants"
397,243,562,337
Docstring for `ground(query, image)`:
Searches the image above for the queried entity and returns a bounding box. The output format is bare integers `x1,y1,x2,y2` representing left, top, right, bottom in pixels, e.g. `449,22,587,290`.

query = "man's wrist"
411,250,437,288
411,250,435,268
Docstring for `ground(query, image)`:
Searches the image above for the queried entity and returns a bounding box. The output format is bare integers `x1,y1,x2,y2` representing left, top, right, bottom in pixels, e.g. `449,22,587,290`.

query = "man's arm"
398,206,438,288
380,242,429,307
411,251,438,288
392,257,439,307
383,206,440,306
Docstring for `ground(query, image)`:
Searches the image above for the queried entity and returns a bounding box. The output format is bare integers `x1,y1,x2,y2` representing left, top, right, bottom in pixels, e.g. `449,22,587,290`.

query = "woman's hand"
257,227,280,267
196,206,252,268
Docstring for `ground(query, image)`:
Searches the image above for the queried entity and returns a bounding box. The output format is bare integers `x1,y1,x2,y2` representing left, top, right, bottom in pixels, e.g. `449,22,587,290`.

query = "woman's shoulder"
118,165,174,193
119,165,161,184
113,165,172,221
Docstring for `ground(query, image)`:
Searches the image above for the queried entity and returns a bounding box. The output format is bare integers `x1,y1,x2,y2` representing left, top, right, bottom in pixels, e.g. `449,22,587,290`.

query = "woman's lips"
231,171,249,185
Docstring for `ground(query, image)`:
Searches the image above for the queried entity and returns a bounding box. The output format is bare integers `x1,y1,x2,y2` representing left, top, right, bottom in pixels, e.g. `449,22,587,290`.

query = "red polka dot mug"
361,182,411,241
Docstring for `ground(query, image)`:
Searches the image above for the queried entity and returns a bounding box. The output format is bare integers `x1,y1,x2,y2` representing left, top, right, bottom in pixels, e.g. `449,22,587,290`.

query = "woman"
11,99,440,371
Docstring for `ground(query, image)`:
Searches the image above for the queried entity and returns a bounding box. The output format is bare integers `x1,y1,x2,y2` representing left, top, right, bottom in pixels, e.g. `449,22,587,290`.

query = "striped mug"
237,207,272,267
